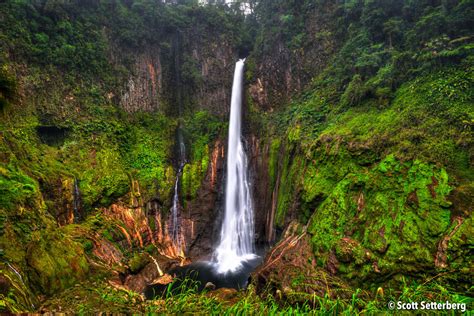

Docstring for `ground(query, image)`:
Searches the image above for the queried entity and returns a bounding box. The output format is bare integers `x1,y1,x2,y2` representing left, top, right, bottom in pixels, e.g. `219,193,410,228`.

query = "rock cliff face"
187,39,235,117
249,2,338,111
248,135,280,245
1,1,472,312
0,4,244,309
182,140,226,259
251,221,353,303
116,31,236,117
119,47,163,113
244,0,473,293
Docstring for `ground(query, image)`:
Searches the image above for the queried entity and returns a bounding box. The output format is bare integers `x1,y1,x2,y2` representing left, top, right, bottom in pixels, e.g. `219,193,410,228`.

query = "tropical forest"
0,0,473,314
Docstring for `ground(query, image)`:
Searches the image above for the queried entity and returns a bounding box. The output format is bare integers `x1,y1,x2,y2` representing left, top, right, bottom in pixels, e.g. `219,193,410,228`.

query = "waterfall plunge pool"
144,255,263,299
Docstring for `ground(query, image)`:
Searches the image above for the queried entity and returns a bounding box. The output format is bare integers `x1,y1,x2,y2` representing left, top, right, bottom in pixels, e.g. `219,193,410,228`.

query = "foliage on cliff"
0,0,473,313
250,0,473,109
0,1,243,312
250,0,473,296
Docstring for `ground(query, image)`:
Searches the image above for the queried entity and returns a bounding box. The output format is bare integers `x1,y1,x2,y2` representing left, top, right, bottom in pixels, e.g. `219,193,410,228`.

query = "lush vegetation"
32,276,472,314
0,0,472,314
246,0,473,311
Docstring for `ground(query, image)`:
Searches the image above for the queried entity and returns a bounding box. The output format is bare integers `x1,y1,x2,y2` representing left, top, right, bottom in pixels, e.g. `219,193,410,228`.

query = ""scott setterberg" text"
393,301,467,312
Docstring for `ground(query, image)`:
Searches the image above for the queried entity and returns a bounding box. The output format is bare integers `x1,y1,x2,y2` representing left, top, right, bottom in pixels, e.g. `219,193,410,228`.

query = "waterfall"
214,59,256,274
170,126,186,254
169,31,185,254
170,174,181,249
73,178,81,223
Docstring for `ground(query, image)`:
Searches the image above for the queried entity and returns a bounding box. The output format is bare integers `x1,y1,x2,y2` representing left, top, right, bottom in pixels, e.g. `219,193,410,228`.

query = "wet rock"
250,2,338,111
435,216,465,269
248,135,277,244
251,221,352,304
91,236,124,266
204,282,216,290
184,140,225,259
125,259,178,293
151,274,174,286
39,176,76,226
119,48,162,113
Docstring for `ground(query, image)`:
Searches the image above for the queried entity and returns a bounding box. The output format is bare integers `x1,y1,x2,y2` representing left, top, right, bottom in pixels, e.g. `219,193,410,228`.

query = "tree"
383,17,403,48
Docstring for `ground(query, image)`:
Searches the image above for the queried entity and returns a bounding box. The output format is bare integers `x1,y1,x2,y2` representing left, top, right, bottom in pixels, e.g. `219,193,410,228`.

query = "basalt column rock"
184,140,226,260
249,2,338,111
119,48,163,113
248,135,275,245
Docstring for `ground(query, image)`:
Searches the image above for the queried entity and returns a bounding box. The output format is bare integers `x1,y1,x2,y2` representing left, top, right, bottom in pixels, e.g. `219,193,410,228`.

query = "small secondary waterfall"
170,126,186,254
73,178,81,223
214,59,256,273
169,33,185,256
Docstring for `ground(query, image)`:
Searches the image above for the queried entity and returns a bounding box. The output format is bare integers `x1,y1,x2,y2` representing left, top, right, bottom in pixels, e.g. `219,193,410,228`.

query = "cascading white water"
170,174,181,249
170,127,186,253
214,59,256,274
73,178,81,223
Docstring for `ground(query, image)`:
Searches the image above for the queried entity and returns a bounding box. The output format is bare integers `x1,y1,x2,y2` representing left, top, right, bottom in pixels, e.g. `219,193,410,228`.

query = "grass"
33,275,472,314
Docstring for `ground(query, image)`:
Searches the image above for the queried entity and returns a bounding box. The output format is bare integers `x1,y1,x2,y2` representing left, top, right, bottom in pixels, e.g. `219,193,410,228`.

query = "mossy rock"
128,252,150,274
445,216,473,283
26,229,89,295
307,154,466,287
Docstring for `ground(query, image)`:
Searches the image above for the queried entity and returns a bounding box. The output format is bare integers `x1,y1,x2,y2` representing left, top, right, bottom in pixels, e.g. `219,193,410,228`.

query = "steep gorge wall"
249,1,339,111
118,46,164,113
1,1,472,311
116,33,235,117
245,0,473,293
0,3,247,310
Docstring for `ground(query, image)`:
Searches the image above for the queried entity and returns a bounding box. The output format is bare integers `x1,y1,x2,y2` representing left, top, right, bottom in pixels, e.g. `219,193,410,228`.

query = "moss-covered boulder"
306,154,471,288
26,229,89,296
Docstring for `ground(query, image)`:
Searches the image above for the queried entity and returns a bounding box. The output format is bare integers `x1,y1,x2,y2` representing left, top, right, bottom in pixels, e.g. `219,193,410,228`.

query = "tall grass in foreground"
38,276,472,314
143,277,472,315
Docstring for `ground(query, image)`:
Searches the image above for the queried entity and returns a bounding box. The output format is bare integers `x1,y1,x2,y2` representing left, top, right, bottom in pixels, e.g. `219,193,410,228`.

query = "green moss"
80,147,129,209
0,164,39,210
302,148,362,204
181,111,224,200
319,66,473,179
275,145,305,226
181,144,209,200
307,155,454,284
259,59,472,289
0,262,38,313
82,240,93,253
26,229,89,295
447,217,473,274
287,124,301,143
144,244,155,254
128,252,148,274
0,65,17,110
125,113,175,201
